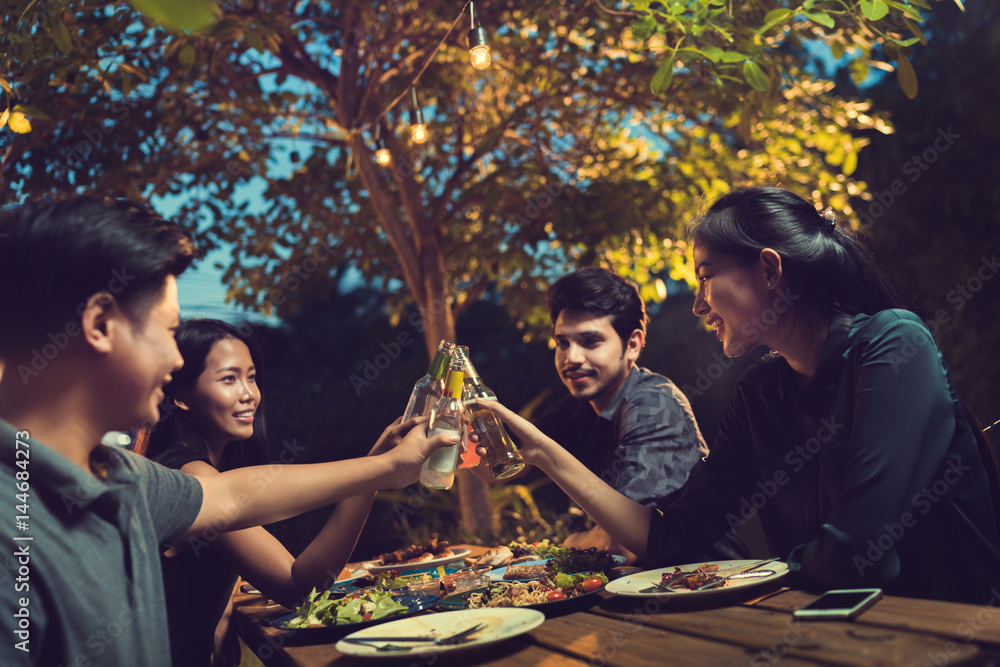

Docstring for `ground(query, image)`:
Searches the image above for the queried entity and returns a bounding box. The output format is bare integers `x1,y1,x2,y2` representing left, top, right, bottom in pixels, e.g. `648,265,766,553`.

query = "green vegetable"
552,572,609,588
549,547,617,574
285,587,409,628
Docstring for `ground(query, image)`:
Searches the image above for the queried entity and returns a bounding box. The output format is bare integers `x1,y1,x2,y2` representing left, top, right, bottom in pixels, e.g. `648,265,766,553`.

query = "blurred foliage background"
1,0,995,557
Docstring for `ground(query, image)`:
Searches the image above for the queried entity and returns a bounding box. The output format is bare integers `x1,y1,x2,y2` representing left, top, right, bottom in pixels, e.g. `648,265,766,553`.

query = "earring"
767,281,773,287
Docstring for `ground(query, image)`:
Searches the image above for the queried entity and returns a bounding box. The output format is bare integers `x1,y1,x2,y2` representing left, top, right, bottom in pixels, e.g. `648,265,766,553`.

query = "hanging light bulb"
409,87,428,144
468,2,491,70
375,137,391,166
373,124,391,166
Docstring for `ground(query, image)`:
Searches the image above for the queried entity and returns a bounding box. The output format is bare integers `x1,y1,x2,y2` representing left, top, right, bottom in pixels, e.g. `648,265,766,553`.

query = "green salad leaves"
285,588,409,628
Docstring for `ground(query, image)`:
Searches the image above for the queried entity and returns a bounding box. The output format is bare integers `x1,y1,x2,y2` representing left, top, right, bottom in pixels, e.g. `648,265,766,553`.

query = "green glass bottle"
402,340,454,421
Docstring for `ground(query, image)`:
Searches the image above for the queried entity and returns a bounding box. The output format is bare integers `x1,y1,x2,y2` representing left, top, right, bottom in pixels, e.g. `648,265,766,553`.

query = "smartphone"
792,588,883,620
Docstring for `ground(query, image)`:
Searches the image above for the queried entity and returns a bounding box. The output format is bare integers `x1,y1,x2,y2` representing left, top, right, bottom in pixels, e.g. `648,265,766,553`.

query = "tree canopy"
0,0,954,533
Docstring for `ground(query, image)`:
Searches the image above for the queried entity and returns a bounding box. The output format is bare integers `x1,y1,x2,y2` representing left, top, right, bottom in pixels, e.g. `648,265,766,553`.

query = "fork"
342,622,486,651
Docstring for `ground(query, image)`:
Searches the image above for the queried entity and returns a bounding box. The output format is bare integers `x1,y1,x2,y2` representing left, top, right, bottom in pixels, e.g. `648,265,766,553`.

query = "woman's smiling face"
181,337,260,449
692,243,774,357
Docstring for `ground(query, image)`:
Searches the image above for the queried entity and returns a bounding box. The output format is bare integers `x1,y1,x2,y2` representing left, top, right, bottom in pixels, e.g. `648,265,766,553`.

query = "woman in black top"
482,186,1000,603
145,319,417,665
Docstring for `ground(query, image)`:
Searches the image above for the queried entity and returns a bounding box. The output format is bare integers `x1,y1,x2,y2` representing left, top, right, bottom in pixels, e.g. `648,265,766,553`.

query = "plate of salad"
439,571,608,614
262,587,439,641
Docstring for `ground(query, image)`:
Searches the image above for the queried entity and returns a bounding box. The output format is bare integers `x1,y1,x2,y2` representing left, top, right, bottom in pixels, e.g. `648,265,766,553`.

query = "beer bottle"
402,340,454,421
455,346,525,480
420,359,467,489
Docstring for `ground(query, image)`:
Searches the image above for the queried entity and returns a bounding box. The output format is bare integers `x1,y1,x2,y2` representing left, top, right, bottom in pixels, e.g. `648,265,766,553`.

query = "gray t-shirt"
0,420,202,666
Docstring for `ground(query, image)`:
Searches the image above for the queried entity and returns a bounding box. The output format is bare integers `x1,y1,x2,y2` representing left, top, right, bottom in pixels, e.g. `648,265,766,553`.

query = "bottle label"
426,427,460,474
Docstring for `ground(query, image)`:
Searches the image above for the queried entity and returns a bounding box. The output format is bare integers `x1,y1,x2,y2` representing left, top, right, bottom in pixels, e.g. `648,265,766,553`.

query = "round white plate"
366,549,472,574
336,607,544,658
333,569,370,586
605,559,789,600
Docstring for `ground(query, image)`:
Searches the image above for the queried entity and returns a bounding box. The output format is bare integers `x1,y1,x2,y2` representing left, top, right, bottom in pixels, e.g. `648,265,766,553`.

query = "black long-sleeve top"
647,309,1000,604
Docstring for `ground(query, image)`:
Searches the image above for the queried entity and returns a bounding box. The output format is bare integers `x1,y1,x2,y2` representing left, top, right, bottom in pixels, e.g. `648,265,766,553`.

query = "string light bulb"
375,138,391,166
373,124,391,166
468,2,491,70
409,87,428,144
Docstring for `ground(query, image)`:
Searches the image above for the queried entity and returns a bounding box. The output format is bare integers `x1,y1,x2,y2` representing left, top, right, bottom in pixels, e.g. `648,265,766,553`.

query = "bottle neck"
429,350,451,380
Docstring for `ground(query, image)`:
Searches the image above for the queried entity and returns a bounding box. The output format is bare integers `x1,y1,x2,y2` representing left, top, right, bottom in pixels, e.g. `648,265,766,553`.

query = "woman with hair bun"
482,186,1000,604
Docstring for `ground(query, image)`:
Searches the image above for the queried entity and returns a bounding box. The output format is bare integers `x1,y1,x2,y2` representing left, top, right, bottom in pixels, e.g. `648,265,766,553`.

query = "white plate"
605,559,789,600
366,549,472,574
336,607,545,658
333,569,370,586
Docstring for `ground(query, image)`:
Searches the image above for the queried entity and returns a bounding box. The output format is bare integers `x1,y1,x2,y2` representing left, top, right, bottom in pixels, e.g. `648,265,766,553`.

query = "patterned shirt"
535,366,709,508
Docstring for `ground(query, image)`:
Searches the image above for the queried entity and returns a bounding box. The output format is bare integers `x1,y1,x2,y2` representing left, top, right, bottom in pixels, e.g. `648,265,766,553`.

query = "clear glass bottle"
402,340,454,421
455,346,526,480
420,360,467,489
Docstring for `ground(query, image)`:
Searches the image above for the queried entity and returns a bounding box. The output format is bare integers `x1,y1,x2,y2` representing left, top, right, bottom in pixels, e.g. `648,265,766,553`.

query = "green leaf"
889,36,921,47
859,0,889,21
908,0,931,8
245,28,264,52
179,43,196,69
743,59,769,91
849,58,870,86
719,51,748,63
756,8,794,36
12,104,51,120
631,15,656,41
651,57,674,95
896,55,918,99
52,19,73,54
843,150,858,176
802,11,836,29
699,45,723,62
129,0,217,32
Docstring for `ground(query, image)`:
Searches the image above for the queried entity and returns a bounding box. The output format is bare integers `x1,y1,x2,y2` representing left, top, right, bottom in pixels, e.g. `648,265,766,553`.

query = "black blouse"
647,309,1000,604
155,444,239,667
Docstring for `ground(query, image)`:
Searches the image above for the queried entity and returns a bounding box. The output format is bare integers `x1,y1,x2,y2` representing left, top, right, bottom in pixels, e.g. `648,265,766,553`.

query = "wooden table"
232,546,1000,666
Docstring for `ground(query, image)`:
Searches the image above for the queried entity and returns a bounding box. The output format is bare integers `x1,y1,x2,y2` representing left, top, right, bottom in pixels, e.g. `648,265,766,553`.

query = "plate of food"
487,547,626,581
366,539,471,573
333,568,371,586
336,607,545,658
439,572,608,612
262,587,439,640
605,559,788,600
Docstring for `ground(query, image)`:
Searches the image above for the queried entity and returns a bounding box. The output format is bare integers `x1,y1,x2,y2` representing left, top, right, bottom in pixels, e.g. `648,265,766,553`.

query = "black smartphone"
792,588,883,620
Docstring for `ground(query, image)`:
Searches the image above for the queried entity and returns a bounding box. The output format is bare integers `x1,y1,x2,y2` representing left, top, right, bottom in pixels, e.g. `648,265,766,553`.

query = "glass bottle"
455,346,526,480
420,359,467,489
402,340,454,421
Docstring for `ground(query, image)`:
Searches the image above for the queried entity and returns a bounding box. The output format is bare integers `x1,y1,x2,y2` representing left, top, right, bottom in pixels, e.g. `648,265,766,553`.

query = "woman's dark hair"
690,186,903,315
144,319,269,472
546,267,649,349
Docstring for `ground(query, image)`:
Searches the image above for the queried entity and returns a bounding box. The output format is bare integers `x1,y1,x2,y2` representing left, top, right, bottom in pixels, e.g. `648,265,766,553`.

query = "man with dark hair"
0,197,453,667
533,267,708,560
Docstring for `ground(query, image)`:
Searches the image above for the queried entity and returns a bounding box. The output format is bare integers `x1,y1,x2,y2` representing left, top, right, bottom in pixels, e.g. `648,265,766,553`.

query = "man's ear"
625,328,644,363
80,291,119,354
